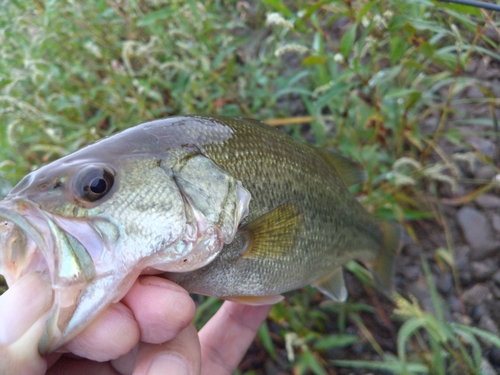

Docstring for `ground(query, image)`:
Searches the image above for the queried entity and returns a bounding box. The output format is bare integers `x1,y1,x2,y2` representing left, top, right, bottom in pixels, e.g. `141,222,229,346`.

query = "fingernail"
147,354,189,375
0,272,53,345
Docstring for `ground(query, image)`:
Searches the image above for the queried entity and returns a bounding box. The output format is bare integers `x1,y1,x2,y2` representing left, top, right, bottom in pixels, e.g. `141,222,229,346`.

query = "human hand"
0,272,272,375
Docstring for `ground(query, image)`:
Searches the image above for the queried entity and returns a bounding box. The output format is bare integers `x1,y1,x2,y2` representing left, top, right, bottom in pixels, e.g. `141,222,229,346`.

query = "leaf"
302,55,327,66
258,321,277,359
397,317,425,363
137,8,177,26
331,359,429,373
340,24,357,58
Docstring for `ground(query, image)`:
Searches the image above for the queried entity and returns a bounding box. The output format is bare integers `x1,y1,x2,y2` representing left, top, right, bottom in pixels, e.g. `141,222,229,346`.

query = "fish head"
0,121,251,354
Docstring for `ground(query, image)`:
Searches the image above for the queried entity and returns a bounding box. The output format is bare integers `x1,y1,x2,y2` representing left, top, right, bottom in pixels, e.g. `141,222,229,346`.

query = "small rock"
493,270,500,286
467,137,497,159
457,207,493,251
467,85,485,99
454,245,471,269
486,300,500,323
490,284,500,299
395,255,411,270
475,165,497,181
403,244,422,258
476,194,500,210
402,265,421,282
469,241,500,261
471,261,496,281
407,278,435,313
480,357,497,375
465,59,479,73
471,304,488,322
459,269,472,286
489,346,500,367
462,284,491,307
492,214,500,234
422,117,439,134
452,312,472,325
436,272,453,295
448,295,462,313
480,314,500,335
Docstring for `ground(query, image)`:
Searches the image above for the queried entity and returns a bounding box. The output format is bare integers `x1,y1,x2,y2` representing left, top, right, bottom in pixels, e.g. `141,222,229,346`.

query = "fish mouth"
0,199,129,354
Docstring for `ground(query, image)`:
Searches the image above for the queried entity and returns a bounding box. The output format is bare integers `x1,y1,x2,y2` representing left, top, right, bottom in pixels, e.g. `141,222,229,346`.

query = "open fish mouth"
0,199,126,354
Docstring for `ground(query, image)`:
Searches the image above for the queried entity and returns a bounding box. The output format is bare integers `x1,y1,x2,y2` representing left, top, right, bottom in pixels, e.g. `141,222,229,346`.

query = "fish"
0,116,401,354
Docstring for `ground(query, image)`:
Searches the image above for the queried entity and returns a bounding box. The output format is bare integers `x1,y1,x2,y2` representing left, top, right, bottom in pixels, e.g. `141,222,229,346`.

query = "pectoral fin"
241,203,301,260
226,295,284,305
312,267,348,301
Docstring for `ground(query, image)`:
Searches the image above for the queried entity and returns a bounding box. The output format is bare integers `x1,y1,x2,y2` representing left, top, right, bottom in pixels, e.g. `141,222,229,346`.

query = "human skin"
0,272,272,375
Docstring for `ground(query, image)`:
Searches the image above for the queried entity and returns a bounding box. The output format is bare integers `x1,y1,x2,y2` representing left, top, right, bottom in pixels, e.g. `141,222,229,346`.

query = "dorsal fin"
316,149,366,187
241,203,301,260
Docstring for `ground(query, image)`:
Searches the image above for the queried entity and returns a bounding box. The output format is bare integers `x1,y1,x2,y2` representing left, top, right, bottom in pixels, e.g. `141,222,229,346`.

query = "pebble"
492,214,500,234
403,244,423,258
476,194,500,210
467,137,497,158
490,284,500,300
467,86,485,99
407,278,435,313
470,241,500,261
421,117,439,134
457,207,493,252
459,267,472,286
462,284,491,307
480,314,500,335
402,265,421,282
471,304,488,322
480,357,497,375
475,165,497,181
486,300,500,325
452,312,472,325
489,346,500,367
493,271,500,286
454,245,471,269
436,272,453,295
471,261,497,281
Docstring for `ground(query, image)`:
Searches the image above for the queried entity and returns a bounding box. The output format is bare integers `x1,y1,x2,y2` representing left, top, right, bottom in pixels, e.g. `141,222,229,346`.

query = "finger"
111,324,201,375
46,356,120,375
0,272,53,375
61,302,140,362
122,276,195,344
198,301,272,375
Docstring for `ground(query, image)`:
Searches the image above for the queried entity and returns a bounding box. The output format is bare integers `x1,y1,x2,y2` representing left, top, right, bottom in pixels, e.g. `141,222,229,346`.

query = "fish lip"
0,199,99,354
0,199,54,284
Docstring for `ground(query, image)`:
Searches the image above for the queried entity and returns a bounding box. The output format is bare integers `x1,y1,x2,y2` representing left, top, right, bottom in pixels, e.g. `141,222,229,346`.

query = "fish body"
0,116,401,353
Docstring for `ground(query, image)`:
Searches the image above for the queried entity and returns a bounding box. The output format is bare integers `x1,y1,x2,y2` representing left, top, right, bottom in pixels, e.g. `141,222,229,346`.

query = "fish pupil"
89,178,107,194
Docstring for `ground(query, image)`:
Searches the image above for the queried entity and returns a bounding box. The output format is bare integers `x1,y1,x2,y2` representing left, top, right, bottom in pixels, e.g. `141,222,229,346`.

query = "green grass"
1,0,500,373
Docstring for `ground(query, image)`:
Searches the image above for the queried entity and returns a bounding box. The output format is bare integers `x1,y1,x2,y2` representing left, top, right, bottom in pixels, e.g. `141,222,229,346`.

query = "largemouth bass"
0,116,401,354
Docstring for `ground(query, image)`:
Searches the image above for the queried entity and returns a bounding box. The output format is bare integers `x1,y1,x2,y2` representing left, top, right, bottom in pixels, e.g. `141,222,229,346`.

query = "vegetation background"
1,0,500,374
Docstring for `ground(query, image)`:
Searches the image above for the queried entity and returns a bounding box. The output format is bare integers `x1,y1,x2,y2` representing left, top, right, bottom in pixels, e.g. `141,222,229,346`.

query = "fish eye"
75,167,115,203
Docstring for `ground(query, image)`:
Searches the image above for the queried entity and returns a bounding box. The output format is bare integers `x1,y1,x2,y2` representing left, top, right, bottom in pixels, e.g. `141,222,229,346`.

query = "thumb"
0,272,53,375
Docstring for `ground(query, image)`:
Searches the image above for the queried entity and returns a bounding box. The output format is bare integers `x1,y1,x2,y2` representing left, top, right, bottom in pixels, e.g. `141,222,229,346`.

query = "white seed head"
266,12,294,29
275,44,308,57
333,53,344,63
